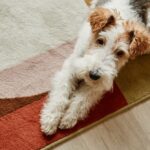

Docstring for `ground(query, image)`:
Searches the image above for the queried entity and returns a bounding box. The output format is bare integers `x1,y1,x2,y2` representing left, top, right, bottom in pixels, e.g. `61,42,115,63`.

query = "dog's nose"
89,71,101,80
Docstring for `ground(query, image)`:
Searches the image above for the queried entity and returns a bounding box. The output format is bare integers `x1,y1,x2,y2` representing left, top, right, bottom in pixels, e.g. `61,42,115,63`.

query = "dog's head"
75,7,150,87
89,7,150,61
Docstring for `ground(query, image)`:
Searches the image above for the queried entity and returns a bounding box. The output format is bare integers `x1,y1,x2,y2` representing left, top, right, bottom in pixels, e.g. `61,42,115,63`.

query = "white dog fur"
40,0,150,135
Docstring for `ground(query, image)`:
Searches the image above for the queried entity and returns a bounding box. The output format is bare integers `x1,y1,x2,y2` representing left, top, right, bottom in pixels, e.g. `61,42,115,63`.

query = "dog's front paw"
59,114,78,129
40,112,61,135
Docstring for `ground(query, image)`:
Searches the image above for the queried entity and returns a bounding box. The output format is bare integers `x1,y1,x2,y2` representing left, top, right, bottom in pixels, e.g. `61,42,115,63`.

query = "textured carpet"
0,84,127,150
0,0,87,70
0,0,150,149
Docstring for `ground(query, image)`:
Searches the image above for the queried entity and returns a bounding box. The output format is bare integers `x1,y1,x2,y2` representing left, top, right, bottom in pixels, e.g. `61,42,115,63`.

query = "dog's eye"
116,50,125,58
96,38,105,46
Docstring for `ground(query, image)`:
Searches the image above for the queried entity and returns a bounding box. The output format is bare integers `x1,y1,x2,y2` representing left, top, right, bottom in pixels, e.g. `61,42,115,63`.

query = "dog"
40,0,150,135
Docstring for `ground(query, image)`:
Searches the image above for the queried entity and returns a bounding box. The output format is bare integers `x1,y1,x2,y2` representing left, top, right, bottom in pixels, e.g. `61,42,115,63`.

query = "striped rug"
0,40,150,150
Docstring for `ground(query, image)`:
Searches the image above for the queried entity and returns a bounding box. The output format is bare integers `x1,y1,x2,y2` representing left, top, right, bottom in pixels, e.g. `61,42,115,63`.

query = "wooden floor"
52,100,150,150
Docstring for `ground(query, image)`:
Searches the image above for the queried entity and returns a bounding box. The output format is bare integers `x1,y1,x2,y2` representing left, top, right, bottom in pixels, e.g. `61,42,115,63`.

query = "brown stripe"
0,93,47,117
0,41,74,98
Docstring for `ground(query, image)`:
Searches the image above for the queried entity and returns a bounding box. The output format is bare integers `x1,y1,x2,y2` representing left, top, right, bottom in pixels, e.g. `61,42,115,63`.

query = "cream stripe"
0,0,87,71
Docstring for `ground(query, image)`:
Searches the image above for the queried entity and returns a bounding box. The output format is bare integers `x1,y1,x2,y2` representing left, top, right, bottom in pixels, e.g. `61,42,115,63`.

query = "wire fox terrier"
40,0,150,135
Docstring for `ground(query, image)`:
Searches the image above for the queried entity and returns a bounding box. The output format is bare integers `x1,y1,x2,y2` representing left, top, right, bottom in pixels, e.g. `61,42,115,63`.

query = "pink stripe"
0,41,74,98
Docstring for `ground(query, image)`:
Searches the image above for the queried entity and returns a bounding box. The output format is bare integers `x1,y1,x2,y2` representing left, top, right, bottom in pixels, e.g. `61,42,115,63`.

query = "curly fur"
40,0,150,135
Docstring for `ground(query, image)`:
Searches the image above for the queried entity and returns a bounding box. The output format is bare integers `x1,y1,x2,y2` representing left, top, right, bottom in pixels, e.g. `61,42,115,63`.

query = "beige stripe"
0,41,74,98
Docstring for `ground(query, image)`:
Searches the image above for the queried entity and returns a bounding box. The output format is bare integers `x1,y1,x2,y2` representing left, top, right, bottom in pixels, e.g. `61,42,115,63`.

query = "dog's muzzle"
89,70,101,80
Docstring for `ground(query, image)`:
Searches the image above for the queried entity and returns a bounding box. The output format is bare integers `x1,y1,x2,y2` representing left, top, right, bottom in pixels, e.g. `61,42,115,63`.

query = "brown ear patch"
89,8,116,33
129,31,150,58
123,21,150,58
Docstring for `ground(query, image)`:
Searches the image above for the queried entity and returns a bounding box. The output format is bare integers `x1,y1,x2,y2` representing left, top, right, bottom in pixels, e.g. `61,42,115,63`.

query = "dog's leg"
40,63,76,135
40,11,92,136
59,86,101,129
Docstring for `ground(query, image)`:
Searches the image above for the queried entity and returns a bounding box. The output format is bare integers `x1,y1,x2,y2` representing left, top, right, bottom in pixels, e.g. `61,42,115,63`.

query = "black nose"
89,71,101,80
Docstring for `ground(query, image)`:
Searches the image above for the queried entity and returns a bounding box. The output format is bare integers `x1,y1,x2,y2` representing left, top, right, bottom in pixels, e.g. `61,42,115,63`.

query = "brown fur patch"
123,21,150,58
89,8,116,33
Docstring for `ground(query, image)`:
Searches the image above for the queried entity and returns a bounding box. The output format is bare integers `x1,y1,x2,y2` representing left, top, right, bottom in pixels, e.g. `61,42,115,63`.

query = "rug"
0,41,150,150
0,0,150,149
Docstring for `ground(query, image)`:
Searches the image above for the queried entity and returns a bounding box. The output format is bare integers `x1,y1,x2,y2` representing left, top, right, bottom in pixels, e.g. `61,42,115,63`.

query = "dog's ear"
129,31,150,58
89,8,116,33
124,21,150,59
129,28,150,59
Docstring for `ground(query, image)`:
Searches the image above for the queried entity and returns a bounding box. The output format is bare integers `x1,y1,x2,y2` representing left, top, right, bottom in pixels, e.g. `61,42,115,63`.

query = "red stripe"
0,84,127,150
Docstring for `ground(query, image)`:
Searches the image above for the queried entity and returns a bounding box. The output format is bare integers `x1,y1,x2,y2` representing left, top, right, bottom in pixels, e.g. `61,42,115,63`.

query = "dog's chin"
76,73,112,88
75,75,114,95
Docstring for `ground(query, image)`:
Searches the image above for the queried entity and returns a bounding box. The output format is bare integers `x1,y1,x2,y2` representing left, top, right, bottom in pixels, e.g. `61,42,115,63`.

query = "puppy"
40,0,150,135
